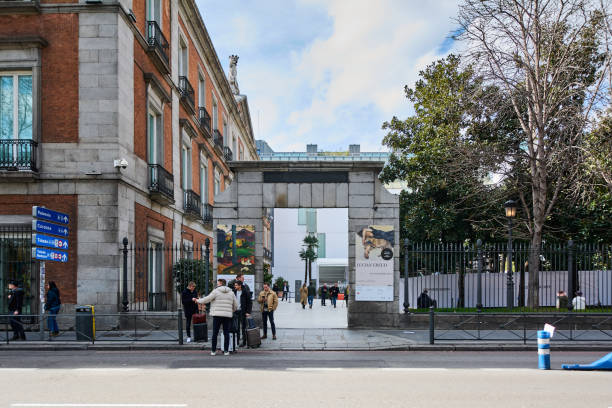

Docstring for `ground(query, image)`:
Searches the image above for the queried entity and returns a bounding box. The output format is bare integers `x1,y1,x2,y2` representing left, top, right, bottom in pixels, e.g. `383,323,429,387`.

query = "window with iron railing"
146,21,169,66
178,76,195,111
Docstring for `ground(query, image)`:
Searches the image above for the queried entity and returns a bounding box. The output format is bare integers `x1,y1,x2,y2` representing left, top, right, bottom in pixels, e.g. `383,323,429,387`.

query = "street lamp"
504,200,517,308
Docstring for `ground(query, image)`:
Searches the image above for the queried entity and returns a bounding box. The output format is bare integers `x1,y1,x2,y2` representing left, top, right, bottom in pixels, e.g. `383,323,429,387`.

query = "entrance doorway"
271,208,348,328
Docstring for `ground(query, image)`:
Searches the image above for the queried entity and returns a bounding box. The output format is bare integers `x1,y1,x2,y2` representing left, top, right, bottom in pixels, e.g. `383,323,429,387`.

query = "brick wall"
0,13,79,143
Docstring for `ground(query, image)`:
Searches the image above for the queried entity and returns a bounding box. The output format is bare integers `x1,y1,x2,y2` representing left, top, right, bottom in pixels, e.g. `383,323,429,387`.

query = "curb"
0,343,610,352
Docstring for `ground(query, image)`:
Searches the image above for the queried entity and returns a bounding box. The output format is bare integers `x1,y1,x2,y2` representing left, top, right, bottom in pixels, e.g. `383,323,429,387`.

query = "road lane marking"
287,367,344,371
11,404,187,407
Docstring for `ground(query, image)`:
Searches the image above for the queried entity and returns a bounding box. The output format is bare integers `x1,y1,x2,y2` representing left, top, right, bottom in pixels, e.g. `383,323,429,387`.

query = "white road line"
379,368,449,372
287,367,344,371
11,405,187,407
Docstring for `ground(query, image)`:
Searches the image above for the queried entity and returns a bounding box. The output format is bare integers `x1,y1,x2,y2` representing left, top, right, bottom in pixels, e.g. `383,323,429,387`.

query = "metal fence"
0,225,39,315
403,241,612,312
119,240,214,312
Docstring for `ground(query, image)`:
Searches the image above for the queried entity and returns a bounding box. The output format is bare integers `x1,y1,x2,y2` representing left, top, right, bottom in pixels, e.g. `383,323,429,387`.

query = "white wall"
272,208,348,291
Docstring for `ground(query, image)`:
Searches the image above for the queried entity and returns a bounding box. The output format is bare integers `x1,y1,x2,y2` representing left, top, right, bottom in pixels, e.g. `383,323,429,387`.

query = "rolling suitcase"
246,326,261,348
193,323,207,342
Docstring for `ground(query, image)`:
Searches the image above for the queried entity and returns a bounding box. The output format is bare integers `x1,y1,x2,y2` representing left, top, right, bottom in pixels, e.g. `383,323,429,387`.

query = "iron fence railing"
223,146,233,162
213,129,223,149
119,241,214,313
148,164,174,201
0,139,37,171
146,20,169,66
178,76,195,111
199,106,211,136
0,225,38,315
183,189,201,219
402,241,612,312
202,203,213,225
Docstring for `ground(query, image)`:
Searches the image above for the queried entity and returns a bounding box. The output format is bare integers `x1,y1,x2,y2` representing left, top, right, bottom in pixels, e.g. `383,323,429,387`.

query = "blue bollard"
537,330,551,370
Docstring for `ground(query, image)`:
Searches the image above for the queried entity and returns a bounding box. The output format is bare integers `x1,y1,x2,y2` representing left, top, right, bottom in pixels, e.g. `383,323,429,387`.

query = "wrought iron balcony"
178,76,195,112
146,21,169,71
183,189,201,220
198,106,211,137
0,139,37,171
263,248,272,259
213,129,223,150
148,164,174,204
223,146,233,162
202,203,213,225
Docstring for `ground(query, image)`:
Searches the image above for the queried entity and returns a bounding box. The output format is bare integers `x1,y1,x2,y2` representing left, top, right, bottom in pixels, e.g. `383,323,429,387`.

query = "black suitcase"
193,323,207,342
246,326,261,348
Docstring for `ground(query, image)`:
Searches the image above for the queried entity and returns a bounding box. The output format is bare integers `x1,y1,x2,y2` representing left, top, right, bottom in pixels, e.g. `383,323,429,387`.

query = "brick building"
0,0,257,315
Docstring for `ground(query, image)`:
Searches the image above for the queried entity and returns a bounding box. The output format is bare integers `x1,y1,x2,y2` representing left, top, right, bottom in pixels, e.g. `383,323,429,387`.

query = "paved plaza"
273,296,348,328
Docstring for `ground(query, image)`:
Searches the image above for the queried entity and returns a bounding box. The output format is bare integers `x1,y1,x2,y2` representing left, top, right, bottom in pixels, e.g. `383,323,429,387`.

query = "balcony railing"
146,21,169,67
263,248,272,259
0,139,37,171
148,164,174,203
213,129,223,150
199,106,211,137
202,203,213,225
178,76,195,112
183,189,201,219
223,146,233,162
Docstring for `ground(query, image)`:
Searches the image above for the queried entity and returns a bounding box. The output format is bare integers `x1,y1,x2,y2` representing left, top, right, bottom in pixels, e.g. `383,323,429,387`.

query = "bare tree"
458,0,612,306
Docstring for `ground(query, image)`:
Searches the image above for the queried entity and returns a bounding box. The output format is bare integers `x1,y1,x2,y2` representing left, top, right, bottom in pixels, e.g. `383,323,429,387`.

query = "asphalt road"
0,351,609,408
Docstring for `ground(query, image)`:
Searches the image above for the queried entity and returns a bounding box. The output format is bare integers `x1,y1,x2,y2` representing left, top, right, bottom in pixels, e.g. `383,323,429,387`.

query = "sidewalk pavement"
1,328,611,352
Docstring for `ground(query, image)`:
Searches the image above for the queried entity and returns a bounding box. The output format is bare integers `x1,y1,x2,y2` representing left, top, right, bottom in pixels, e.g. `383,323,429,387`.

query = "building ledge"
0,1,41,15
0,36,47,49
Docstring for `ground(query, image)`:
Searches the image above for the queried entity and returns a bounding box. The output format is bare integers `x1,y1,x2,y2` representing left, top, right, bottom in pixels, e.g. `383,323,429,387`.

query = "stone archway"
213,161,400,328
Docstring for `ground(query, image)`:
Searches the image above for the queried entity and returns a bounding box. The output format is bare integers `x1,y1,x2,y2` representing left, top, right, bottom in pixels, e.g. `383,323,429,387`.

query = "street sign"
32,233,69,250
32,206,69,225
32,219,69,237
32,247,68,263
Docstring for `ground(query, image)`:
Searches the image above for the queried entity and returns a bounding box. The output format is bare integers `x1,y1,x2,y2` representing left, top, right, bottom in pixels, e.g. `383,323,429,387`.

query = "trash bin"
75,305,95,341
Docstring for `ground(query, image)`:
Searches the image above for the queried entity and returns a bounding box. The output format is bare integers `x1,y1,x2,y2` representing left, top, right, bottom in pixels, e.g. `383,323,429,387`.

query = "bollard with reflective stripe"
537,330,551,370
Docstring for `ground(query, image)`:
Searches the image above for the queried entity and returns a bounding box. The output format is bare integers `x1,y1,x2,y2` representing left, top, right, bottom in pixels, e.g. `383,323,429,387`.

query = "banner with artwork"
217,224,255,275
355,225,395,301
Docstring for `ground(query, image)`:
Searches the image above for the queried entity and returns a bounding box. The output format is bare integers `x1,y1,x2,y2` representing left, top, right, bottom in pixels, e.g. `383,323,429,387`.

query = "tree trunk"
308,260,312,285
527,226,543,308
304,259,308,286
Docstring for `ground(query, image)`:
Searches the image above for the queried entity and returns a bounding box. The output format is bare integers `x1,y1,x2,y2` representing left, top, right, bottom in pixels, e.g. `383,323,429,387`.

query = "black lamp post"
504,200,517,309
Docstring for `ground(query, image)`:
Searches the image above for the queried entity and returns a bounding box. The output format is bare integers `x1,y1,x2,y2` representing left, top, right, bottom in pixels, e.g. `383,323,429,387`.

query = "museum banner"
217,224,255,296
355,225,394,301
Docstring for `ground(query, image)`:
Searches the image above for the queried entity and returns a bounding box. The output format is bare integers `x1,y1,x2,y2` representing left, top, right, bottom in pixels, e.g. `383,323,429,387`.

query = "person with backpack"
45,281,61,337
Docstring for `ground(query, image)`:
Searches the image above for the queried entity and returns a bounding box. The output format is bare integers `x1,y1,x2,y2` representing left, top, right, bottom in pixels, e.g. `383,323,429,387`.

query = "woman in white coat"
194,278,238,355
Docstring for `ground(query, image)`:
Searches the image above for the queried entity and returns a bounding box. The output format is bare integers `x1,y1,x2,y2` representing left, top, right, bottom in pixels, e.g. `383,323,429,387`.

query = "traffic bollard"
537,330,550,370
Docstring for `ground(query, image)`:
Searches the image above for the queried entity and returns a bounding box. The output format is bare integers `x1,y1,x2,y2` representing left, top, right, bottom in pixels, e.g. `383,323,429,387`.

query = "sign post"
32,206,70,340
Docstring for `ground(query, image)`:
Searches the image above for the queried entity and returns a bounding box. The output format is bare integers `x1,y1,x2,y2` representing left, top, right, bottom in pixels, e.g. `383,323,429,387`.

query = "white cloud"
198,0,462,152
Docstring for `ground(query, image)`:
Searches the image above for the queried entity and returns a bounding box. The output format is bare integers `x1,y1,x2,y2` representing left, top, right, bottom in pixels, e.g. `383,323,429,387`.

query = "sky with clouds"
196,0,461,153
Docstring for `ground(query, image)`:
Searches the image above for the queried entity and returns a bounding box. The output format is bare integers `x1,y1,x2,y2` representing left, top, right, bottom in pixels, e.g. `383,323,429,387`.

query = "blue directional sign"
32,206,69,225
32,247,68,263
32,233,69,250
32,219,69,237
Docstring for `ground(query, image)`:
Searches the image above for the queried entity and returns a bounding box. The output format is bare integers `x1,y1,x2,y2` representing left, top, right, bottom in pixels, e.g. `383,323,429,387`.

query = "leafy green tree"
299,234,319,284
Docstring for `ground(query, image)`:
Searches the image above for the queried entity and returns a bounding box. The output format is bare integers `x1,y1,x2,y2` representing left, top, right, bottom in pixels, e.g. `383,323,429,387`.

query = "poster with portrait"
217,224,255,297
355,225,394,301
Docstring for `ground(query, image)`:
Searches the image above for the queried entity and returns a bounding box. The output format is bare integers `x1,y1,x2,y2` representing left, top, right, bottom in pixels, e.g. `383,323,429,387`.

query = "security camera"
113,159,128,169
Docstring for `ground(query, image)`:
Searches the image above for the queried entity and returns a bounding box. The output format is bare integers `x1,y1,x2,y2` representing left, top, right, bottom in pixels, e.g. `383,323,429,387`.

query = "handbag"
192,313,206,324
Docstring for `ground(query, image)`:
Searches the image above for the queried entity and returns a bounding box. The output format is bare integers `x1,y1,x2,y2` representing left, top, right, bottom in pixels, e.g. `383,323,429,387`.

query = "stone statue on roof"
229,55,239,95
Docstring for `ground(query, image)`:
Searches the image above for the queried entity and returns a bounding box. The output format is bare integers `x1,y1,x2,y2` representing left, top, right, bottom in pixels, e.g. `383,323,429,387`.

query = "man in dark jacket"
181,281,198,342
320,284,328,306
329,283,340,308
233,280,252,347
417,289,436,309
307,283,316,309
7,281,26,340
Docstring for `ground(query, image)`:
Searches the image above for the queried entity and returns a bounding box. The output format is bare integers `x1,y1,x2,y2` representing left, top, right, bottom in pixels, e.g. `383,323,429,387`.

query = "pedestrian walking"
307,283,316,309
299,283,308,309
7,281,25,341
45,281,61,337
194,278,238,356
233,280,252,347
282,281,289,302
181,281,198,343
344,286,349,307
329,283,340,308
258,283,278,340
320,284,328,306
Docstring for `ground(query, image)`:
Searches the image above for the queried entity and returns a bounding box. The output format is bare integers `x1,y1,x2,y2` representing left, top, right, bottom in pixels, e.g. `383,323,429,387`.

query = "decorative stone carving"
229,54,239,95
